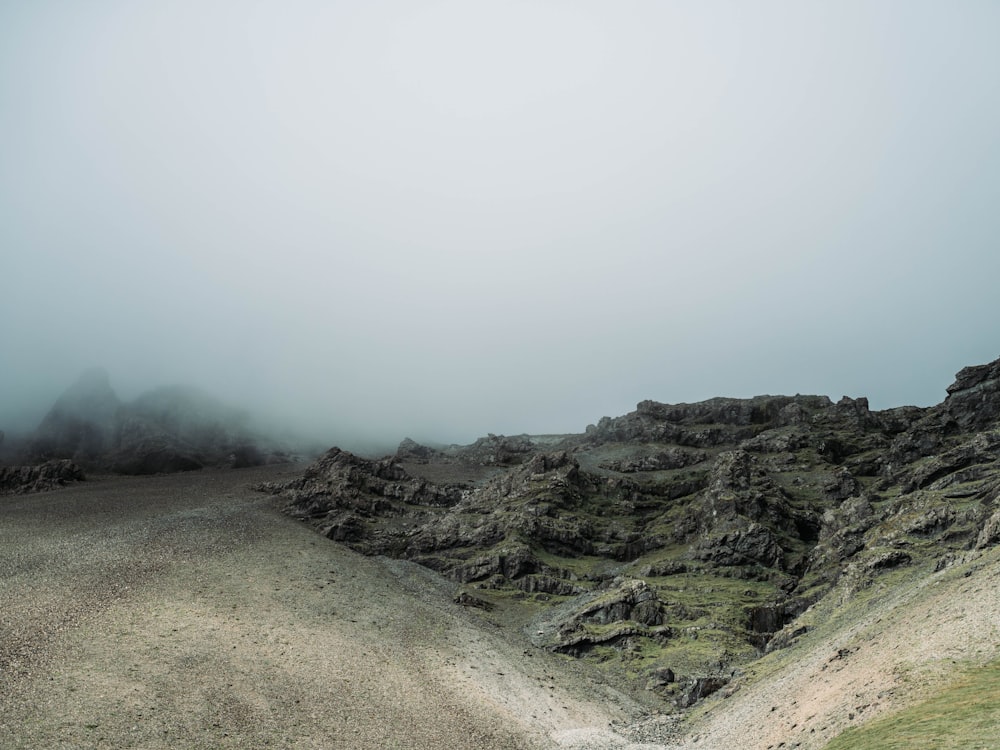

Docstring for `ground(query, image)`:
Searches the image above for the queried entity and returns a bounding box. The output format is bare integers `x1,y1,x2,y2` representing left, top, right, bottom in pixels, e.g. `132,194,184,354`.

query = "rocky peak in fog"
19,369,294,474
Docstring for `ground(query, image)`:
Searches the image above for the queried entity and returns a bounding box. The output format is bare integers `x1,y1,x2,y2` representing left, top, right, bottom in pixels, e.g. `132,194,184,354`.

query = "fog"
3,1,999,451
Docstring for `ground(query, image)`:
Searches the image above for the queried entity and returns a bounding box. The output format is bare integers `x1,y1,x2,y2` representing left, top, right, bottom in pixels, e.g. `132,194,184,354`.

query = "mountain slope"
259,356,1000,744
677,544,1000,749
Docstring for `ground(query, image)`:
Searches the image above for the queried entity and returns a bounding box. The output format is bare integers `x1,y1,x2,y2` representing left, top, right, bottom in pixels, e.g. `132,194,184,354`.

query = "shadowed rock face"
944,359,1000,429
0,459,85,495
20,371,292,474
262,355,1000,706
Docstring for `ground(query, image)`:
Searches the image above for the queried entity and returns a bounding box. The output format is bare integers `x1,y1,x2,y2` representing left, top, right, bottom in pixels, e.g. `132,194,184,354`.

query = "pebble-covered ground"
0,465,674,750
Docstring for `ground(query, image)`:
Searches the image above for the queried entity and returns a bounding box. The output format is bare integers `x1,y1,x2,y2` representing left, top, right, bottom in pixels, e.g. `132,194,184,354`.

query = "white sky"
2,1,999,448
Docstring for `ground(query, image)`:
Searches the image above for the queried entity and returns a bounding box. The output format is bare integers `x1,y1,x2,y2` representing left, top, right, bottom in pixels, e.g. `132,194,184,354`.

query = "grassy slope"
678,545,1000,749
823,660,1000,750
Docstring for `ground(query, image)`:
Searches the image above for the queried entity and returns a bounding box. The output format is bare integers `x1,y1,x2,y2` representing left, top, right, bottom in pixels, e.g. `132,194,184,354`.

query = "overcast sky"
2,1,999,449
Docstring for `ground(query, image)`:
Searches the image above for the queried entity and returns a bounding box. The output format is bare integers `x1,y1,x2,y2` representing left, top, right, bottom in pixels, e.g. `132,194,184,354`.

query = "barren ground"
0,466,673,750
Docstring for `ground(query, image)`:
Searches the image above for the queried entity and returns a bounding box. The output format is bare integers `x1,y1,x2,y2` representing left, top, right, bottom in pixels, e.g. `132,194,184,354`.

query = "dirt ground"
0,466,673,750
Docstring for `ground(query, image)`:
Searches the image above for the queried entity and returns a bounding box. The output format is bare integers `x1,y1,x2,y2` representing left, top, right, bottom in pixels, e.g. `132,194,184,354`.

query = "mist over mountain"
0,367,319,474
2,2,999,453
4,4,1000,747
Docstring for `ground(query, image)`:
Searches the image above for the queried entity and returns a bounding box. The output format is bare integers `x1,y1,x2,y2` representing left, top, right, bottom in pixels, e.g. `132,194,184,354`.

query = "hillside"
259,356,1000,746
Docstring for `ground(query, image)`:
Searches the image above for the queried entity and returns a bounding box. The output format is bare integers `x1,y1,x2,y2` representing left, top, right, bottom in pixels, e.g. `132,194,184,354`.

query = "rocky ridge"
259,356,1000,708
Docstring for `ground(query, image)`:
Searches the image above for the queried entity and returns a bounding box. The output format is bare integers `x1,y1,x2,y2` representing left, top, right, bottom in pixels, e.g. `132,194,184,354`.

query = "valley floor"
0,467,671,750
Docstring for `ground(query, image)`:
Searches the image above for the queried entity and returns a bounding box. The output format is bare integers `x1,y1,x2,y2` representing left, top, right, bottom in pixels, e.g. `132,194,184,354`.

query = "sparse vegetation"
253,356,1000,748
823,660,1000,750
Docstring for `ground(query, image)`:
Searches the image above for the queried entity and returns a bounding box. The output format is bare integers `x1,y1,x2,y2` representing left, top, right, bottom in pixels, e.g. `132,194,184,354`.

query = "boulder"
676,676,729,708
691,523,785,569
396,437,440,461
976,507,1000,549
823,467,862,501
943,357,1000,429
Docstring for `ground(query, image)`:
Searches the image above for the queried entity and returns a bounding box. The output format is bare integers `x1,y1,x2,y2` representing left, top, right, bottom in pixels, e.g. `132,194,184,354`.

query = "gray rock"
823,467,862,501
676,676,729,708
944,358,1000,429
0,459,85,495
976,507,1000,549
691,523,784,569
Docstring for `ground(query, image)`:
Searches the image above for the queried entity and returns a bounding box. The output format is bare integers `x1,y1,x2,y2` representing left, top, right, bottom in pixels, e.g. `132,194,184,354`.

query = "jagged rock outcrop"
264,354,1000,707
691,522,785,569
601,447,706,473
675,676,730,708
536,579,671,656
942,358,1000,430
258,447,464,550
976,506,1000,549
587,395,834,447
449,433,536,465
0,460,85,495
110,415,204,474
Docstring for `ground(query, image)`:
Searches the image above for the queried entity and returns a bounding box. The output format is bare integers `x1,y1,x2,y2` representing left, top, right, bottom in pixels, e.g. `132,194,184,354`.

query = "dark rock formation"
976,507,1000,549
450,433,536,466
110,415,204,474
262,354,1000,708
453,591,494,610
0,460,85,495
691,523,785,569
22,370,292,474
600,447,706,473
533,579,673,657
676,676,729,708
943,358,1000,430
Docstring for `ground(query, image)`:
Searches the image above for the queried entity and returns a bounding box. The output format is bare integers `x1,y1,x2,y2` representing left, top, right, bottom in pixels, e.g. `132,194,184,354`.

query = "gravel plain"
0,465,673,750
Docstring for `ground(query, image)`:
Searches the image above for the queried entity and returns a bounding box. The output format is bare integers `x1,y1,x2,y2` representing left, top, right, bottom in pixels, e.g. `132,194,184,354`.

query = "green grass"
823,660,1000,750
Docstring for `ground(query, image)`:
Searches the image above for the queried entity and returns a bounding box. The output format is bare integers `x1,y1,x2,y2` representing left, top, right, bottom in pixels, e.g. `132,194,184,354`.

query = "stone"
691,523,785,569
944,358,1000,429
0,459,85,495
396,438,439,461
676,676,729,708
649,667,676,686
823,467,862,501
453,591,494,610
976,507,1000,549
